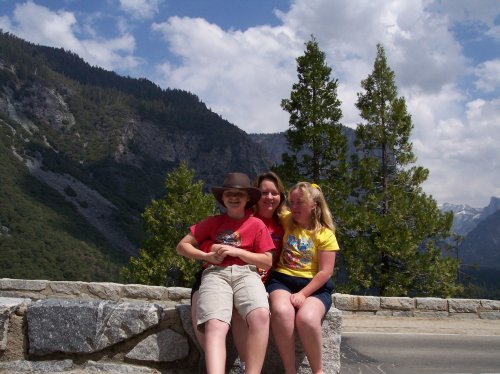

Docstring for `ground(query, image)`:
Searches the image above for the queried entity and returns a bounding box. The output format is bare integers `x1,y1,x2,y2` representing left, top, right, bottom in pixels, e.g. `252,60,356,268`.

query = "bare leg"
244,307,270,374
295,297,326,374
269,290,297,374
231,307,248,363
191,291,205,350
204,319,230,374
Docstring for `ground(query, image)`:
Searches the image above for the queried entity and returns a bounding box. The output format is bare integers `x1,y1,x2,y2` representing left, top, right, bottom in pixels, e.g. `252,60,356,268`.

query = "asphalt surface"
339,315,500,374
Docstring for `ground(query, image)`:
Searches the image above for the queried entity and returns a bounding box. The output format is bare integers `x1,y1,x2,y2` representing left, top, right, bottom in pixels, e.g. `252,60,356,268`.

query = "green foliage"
0,121,127,281
337,44,461,297
278,36,347,188
277,40,461,297
122,162,216,286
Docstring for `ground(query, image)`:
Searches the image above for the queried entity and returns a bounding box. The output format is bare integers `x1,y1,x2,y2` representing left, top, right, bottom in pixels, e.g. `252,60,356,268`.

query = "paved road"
339,316,500,374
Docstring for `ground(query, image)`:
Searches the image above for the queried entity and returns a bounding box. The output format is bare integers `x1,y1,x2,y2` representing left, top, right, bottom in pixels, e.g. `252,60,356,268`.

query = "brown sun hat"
212,172,261,209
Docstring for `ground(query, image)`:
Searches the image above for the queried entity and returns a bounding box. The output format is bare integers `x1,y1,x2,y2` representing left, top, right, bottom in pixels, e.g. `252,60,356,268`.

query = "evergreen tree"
341,44,460,297
277,36,347,192
122,162,216,286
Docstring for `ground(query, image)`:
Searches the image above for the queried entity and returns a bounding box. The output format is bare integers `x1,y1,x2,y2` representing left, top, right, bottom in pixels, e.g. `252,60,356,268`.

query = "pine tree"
277,36,347,190
122,162,216,286
341,44,460,297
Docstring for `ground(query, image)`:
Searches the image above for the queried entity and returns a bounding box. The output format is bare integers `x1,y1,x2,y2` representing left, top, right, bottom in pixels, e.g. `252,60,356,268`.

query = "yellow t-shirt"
276,212,339,278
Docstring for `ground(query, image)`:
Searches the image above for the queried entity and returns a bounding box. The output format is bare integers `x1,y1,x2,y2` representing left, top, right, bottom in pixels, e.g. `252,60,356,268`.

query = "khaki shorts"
196,264,269,326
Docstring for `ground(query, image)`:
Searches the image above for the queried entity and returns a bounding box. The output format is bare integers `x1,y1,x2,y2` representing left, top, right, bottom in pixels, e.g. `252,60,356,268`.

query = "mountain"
0,32,275,281
441,197,500,237
440,203,483,236
249,126,357,165
478,197,500,221
441,198,500,297
459,209,500,298
460,209,500,268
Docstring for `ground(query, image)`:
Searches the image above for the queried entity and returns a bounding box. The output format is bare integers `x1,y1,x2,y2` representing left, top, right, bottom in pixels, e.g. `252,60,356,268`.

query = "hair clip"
311,183,320,190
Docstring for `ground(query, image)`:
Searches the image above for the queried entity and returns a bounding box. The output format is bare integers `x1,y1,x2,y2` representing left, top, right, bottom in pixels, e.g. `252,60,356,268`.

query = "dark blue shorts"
265,271,334,313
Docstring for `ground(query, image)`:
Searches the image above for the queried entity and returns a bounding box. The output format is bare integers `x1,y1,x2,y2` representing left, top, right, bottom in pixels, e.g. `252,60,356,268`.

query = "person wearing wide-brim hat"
177,172,274,374
211,172,262,210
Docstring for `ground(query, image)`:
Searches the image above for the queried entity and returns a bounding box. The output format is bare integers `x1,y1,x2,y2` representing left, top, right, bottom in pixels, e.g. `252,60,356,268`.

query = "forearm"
176,241,209,261
298,250,335,297
298,270,331,298
237,251,273,270
176,233,211,262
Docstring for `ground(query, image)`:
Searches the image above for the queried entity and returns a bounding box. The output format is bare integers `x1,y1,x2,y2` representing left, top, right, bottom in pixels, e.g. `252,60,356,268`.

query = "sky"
1,0,499,208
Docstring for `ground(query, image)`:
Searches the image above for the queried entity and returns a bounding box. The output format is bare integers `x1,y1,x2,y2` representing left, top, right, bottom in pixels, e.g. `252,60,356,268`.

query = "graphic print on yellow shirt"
282,234,314,269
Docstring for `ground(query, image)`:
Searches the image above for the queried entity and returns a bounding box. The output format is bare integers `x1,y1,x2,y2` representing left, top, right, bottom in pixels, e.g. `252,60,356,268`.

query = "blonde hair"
288,182,335,233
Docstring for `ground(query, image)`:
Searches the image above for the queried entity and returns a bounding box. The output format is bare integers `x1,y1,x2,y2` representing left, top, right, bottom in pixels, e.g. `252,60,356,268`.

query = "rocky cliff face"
0,37,274,261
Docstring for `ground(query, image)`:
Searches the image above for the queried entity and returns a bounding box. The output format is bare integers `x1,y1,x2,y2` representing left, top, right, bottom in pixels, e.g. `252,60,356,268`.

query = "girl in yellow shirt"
266,182,339,374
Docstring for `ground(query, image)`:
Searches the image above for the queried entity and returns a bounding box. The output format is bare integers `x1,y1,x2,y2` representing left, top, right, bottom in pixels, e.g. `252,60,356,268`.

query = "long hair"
253,171,287,221
288,182,334,233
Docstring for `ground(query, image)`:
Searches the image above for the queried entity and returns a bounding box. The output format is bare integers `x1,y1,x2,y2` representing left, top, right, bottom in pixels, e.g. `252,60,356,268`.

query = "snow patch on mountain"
440,197,500,236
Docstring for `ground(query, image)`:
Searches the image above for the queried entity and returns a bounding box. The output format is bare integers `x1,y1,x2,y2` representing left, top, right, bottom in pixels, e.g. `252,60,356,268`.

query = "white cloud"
409,86,500,206
152,16,300,133
474,59,500,93
147,0,498,206
428,0,500,36
4,1,140,71
119,0,160,20
12,1,80,48
0,15,13,31
2,0,498,207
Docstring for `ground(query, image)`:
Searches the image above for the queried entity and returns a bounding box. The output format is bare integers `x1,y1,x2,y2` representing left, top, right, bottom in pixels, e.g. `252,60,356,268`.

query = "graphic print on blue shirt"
282,234,313,269
216,230,241,247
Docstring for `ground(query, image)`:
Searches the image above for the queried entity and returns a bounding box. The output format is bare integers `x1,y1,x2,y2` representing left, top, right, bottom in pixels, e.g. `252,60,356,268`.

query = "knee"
296,309,321,331
247,307,270,328
270,300,294,319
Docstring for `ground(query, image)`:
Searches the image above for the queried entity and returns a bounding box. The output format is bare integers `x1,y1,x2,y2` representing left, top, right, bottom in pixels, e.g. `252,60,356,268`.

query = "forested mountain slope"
0,32,273,281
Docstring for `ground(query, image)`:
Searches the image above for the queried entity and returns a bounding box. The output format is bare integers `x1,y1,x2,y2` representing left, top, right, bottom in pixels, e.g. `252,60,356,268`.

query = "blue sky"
1,0,499,208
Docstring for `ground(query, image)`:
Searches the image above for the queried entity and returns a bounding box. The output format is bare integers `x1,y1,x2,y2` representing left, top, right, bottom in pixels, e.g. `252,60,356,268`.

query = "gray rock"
27,298,162,355
416,297,448,311
87,282,123,301
334,293,380,311
0,279,48,291
122,284,168,300
83,361,161,373
448,298,481,313
380,297,415,311
49,281,88,296
176,304,202,353
481,299,500,310
168,287,191,301
126,329,189,362
0,297,29,350
0,359,73,372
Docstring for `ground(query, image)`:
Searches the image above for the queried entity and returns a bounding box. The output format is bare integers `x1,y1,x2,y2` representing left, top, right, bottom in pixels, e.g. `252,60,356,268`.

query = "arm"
290,250,336,308
199,239,215,253
176,233,224,265
215,244,273,270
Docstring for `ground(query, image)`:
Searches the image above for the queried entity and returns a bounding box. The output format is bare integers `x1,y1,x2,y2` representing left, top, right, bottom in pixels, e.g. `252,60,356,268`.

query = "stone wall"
0,279,342,373
334,293,500,319
2,278,499,373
